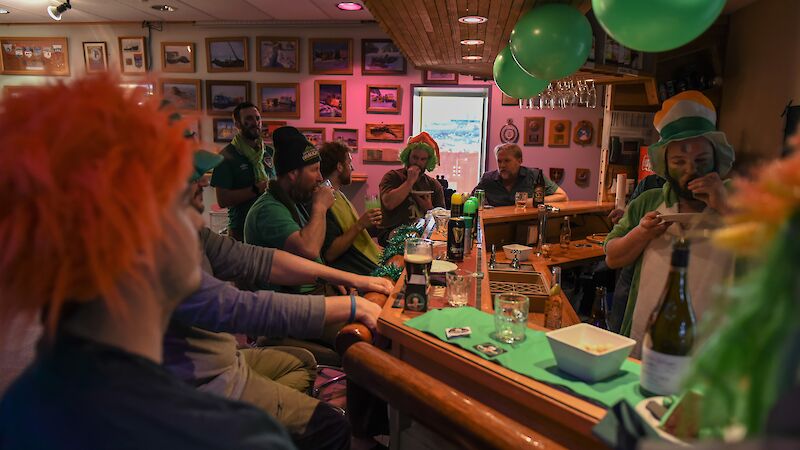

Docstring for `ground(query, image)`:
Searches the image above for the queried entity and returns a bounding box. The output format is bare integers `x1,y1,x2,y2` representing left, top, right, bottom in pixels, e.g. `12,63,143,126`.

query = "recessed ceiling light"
0,8,9,14
151,5,176,12
460,39,484,45
462,55,483,61
47,1,71,21
458,15,487,24
337,2,364,11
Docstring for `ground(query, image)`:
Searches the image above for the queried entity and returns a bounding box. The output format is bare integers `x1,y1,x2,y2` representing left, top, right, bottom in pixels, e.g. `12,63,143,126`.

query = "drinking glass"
364,194,380,211
515,192,528,210
492,293,529,343
404,238,433,284
446,269,471,307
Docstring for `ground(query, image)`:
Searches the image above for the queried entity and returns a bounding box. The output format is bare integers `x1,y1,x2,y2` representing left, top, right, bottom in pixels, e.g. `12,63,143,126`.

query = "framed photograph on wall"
256,37,299,72
309,38,352,75
213,118,236,143
161,41,195,73
524,117,545,146
1,37,70,76
363,148,400,164
82,41,108,73
206,80,250,116
573,120,594,146
315,80,346,123
118,36,147,74
261,120,287,144
182,115,201,139
159,78,201,111
332,128,359,151
365,123,404,142
423,70,458,85
361,39,406,75
257,83,300,119
298,127,326,147
366,85,401,114
548,119,571,147
206,37,248,72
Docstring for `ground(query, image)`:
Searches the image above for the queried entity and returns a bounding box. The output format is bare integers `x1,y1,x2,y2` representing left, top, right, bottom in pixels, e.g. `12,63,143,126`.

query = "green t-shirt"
244,192,320,294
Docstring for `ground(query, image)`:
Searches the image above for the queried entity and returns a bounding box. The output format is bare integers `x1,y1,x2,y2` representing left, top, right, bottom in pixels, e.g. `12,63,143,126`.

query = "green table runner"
404,307,648,408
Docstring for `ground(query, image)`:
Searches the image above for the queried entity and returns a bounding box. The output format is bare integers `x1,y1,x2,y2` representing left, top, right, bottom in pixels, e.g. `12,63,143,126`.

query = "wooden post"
597,85,614,202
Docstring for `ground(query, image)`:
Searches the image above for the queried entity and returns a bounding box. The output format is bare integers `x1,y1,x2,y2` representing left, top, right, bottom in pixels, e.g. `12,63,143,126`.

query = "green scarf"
330,191,381,264
231,134,268,183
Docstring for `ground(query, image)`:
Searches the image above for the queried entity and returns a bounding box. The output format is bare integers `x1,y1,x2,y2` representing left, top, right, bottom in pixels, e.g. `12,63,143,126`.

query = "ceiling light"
0,8,9,14
462,55,483,61
336,2,364,11
460,39,484,45
47,0,71,21
458,15,487,24
151,5,177,12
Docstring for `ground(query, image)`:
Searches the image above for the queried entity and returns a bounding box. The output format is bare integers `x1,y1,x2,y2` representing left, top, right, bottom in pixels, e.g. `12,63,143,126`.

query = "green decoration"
370,263,403,282
493,46,549,100
509,4,592,80
592,0,725,52
378,225,422,265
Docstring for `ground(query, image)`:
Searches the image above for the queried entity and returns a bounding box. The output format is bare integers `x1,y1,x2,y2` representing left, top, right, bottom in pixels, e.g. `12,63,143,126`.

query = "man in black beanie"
244,126,335,294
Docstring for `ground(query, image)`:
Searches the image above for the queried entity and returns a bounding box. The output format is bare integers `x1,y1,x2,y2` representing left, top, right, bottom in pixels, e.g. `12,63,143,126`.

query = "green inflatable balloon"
493,46,548,100
510,4,592,80
592,0,725,52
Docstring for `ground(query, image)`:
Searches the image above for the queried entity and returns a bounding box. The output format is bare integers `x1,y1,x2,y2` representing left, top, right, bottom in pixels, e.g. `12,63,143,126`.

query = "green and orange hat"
649,90,734,178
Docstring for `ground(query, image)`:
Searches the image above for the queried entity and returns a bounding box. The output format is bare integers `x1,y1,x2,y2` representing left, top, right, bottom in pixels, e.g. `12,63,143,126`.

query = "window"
411,86,490,193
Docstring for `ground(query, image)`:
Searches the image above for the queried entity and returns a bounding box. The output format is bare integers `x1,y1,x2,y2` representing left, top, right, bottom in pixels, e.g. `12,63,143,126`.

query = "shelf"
351,173,368,183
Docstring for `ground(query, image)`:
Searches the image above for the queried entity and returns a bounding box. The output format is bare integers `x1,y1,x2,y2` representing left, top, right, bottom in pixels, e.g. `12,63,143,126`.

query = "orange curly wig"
0,74,194,333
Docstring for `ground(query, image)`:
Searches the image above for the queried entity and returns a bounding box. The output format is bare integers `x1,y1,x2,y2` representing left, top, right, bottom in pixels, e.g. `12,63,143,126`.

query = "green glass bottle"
640,238,696,396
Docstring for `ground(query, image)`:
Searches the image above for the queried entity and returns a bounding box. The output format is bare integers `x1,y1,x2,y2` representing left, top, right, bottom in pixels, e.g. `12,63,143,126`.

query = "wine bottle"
590,286,609,330
640,238,696,396
533,169,546,206
545,267,563,329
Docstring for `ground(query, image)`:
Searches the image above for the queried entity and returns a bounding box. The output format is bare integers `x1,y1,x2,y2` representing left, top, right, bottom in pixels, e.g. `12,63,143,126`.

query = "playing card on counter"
445,327,472,339
473,342,507,358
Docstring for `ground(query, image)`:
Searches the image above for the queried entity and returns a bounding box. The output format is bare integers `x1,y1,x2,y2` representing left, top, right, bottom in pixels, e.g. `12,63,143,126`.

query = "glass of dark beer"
404,238,433,284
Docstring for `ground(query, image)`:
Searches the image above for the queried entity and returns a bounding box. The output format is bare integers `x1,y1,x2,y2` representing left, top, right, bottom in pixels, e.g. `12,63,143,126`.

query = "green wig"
399,142,438,172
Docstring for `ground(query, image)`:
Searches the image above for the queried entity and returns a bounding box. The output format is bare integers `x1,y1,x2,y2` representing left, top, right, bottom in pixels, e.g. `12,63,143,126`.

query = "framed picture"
366,85,401,114
361,39,406,75
261,120,287,144
161,41,195,73
1,37,69,76
501,93,519,106
119,82,154,98
182,115,201,139
315,80,346,123
298,127,326,147
206,80,250,116
206,37,248,72
548,119,571,147
159,78,201,111
573,120,594,146
256,37,299,72
257,83,300,119
524,117,545,146
365,123,404,142
363,148,400,164
213,118,236,143
575,168,591,188
332,128,359,151
549,168,565,184
118,36,147,74
82,42,107,73
423,70,458,85
309,38,352,75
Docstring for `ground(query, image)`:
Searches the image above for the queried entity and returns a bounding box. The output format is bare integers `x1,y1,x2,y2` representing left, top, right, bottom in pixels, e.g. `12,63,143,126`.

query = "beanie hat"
273,126,320,176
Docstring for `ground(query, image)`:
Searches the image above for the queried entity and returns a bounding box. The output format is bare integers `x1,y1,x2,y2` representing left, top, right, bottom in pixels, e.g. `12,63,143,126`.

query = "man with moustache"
604,91,736,357
211,102,274,241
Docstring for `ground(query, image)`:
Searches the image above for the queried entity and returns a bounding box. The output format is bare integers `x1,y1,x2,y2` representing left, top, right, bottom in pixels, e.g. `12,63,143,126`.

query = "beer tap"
510,250,520,270
489,244,496,270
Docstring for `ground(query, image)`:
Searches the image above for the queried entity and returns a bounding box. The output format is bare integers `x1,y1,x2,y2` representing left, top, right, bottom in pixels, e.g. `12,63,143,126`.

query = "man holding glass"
473,143,568,207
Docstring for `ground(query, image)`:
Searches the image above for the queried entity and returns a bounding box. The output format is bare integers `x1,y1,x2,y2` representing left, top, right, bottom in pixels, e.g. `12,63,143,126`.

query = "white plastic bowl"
502,244,532,261
545,323,636,382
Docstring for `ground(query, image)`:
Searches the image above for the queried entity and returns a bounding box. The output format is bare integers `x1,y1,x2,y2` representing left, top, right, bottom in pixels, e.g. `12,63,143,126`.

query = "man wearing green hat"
604,91,735,357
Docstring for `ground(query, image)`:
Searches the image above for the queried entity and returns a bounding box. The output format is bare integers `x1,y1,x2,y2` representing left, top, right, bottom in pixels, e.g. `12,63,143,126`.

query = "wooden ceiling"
365,0,590,79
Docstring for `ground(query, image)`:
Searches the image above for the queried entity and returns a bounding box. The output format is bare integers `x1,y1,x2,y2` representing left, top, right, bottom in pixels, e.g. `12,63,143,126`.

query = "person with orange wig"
0,74,293,449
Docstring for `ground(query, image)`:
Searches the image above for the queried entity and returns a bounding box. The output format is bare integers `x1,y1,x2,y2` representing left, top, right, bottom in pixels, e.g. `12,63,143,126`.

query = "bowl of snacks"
502,244,533,261
545,323,636,382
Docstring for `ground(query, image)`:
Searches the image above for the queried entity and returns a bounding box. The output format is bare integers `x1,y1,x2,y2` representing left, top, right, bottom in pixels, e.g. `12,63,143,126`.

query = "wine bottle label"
640,346,691,396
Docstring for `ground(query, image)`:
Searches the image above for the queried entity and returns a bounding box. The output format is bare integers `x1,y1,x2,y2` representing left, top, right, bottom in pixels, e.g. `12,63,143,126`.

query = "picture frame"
182,115,202,139
82,41,107,73
257,83,300,119
206,37,249,73
261,120,287,144
118,36,147,74
213,118,236,143
332,128,359,151
159,78,201,111
573,120,594,146
548,119,571,147
161,41,195,73
309,38,352,75
118,81,154,98
366,85,401,114
361,39,406,75
501,93,519,106
363,148,400,164
523,117,545,146
315,80,346,123
365,123,404,142
256,37,299,72
297,127,326,147
1,37,70,76
575,168,591,188
206,80,250,116
549,168,565,184
423,70,458,85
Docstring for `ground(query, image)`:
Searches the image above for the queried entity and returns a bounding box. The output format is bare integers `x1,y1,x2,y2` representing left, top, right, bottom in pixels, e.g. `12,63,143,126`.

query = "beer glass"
492,293,529,343
404,238,432,284
515,192,528,210
446,269,471,307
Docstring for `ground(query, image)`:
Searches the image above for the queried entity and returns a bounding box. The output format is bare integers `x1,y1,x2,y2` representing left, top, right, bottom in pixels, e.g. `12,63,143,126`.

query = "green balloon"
592,0,725,52
493,46,549,99
510,4,592,80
